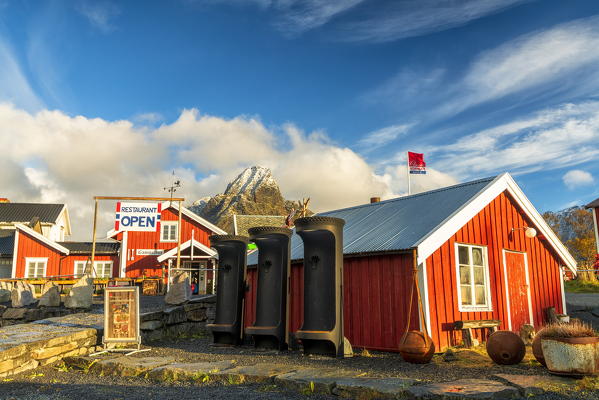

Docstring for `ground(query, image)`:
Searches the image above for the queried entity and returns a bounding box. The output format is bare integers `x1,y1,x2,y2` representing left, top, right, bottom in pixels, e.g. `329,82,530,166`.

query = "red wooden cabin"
246,173,577,352
108,202,226,294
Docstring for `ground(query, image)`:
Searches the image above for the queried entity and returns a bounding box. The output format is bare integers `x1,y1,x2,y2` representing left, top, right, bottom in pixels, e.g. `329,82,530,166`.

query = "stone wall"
140,295,216,342
0,305,82,327
0,314,100,378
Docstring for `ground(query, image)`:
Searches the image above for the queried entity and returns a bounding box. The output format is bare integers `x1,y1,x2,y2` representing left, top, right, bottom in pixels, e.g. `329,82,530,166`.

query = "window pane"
473,266,485,285
458,246,469,265
472,248,483,266
162,226,169,240
475,285,486,305
461,285,472,305
459,265,471,284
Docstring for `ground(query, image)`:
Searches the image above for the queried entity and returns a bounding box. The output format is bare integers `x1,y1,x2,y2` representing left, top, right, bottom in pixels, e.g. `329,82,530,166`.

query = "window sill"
459,306,493,313
160,240,178,243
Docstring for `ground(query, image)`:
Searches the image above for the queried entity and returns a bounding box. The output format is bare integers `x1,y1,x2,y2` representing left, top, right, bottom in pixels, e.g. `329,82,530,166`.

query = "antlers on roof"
298,197,310,218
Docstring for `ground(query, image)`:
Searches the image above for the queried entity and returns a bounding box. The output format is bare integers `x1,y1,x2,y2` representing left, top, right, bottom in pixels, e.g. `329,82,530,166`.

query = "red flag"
408,152,426,174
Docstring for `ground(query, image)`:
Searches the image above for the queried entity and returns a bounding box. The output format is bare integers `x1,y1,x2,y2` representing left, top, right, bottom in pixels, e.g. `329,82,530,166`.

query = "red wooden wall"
244,253,420,352
425,190,566,350
121,207,216,278
14,230,117,278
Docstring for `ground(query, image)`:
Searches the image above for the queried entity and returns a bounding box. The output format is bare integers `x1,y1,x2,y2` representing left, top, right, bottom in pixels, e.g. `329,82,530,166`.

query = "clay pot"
399,330,435,364
542,337,599,376
486,331,526,365
532,328,549,366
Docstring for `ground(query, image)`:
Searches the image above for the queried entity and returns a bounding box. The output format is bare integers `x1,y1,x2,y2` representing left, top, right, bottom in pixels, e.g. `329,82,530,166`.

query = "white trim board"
415,173,577,274
157,238,218,262
11,230,19,278
454,243,493,313
592,208,599,254
15,224,70,254
417,260,432,335
106,202,226,238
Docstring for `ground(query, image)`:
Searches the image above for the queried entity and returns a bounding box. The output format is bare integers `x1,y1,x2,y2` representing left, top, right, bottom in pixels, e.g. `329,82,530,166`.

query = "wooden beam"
94,196,184,201
454,319,501,330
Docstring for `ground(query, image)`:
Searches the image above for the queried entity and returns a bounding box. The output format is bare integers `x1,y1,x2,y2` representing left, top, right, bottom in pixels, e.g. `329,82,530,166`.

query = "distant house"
108,202,226,294
246,173,577,352
585,197,599,254
0,202,71,242
233,214,286,237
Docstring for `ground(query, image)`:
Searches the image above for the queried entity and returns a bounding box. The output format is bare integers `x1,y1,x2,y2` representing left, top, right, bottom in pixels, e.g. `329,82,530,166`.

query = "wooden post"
90,198,99,276
176,200,182,270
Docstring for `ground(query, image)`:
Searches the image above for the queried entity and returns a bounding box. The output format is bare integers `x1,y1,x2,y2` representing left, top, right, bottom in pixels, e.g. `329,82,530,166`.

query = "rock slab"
493,374,574,396
275,368,359,394
64,275,93,309
165,272,191,305
333,377,418,399
39,282,61,307
147,360,236,381
406,379,519,399
11,281,36,307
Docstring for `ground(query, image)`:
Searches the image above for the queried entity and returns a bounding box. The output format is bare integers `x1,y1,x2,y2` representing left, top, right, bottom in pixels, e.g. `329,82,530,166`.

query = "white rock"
165,272,191,305
0,288,11,303
39,281,61,307
11,281,36,307
64,275,94,309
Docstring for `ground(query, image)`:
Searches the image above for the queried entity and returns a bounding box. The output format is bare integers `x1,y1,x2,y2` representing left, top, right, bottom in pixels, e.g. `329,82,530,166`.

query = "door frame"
501,249,534,331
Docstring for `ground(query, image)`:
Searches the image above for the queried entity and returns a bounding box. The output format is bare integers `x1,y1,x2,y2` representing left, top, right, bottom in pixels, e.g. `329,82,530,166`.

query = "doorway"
183,261,207,295
502,250,533,332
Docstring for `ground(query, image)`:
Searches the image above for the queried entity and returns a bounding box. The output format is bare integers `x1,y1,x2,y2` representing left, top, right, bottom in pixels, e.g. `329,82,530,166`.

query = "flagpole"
407,151,411,195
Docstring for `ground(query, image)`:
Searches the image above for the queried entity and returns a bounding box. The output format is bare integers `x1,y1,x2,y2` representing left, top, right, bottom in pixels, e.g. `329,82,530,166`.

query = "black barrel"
207,234,249,345
294,216,346,357
245,226,292,350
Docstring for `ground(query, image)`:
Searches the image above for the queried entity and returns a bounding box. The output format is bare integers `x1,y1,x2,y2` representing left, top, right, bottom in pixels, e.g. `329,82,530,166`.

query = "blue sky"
1,0,599,237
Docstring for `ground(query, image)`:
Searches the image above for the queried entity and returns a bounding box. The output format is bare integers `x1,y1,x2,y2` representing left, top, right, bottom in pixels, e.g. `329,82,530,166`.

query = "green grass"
565,279,599,293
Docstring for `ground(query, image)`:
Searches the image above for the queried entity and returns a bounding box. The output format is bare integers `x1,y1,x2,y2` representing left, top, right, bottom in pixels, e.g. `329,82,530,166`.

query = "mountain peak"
224,166,279,197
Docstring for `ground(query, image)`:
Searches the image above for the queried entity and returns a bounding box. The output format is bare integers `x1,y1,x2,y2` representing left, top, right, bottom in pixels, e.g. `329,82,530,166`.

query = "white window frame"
454,243,492,312
25,257,48,279
160,221,178,242
74,260,113,278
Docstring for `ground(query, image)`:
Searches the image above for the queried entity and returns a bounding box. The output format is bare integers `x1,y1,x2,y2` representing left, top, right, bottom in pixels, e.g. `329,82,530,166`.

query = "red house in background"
107,202,226,294
246,173,577,352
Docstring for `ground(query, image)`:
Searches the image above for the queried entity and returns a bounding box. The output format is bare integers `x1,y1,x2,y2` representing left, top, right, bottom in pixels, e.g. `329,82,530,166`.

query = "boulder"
164,272,191,305
39,282,61,307
64,275,94,309
11,281,36,307
0,288,11,303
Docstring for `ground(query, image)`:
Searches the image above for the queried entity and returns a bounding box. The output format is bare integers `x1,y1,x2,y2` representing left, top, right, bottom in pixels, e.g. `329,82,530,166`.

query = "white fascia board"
592,208,599,254
415,174,506,265
415,173,577,274
11,230,19,278
162,202,227,235
15,224,70,255
60,205,72,236
157,239,217,263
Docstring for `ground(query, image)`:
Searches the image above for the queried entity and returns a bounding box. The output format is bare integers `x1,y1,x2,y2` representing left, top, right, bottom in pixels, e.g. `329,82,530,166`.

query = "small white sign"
136,249,164,256
115,202,161,232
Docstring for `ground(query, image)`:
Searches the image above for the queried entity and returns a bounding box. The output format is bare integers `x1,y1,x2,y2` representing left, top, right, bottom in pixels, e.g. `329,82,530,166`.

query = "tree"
543,207,596,265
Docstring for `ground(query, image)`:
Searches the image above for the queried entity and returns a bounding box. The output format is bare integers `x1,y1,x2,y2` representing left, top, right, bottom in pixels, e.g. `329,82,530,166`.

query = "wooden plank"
454,319,501,329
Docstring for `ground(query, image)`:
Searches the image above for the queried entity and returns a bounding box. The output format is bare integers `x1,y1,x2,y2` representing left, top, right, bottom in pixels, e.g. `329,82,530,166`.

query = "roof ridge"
320,175,498,216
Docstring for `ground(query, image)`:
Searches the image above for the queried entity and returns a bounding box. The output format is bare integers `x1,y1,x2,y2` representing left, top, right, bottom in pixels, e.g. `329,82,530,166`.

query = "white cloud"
271,0,365,35
357,124,411,152
75,1,120,33
563,170,594,190
340,0,528,43
0,38,44,111
0,103,455,239
420,101,599,180
132,112,164,125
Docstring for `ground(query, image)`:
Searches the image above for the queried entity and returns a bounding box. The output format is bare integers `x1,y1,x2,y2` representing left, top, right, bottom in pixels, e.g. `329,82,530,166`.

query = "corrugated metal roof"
58,241,120,254
247,176,496,265
0,230,15,256
0,203,64,224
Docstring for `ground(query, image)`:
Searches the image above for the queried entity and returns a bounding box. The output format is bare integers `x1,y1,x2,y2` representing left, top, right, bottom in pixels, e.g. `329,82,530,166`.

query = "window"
95,261,113,278
455,244,492,311
161,221,178,242
74,261,113,278
26,258,47,278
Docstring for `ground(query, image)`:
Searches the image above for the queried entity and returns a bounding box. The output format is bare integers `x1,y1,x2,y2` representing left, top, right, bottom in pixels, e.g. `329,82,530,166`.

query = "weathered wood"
454,319,501,330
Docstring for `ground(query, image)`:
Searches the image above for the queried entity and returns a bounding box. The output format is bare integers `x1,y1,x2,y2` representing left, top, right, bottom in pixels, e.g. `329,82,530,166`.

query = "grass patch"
565,279,599,293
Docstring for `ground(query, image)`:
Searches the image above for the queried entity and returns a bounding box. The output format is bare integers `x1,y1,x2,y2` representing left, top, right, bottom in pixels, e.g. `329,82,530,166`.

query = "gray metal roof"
0,230,15,256
247,176,496,265
58,241,120,254
0,203,64,224
585,197,599,209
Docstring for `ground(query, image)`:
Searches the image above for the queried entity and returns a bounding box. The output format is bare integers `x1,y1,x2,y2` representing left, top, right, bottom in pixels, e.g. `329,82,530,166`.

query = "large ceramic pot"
486,331,526,365
399,330,435,364
541,337,599,376
532,328,549,366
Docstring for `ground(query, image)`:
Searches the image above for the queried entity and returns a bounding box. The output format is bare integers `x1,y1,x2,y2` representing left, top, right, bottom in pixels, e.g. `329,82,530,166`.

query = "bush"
542,321,597,339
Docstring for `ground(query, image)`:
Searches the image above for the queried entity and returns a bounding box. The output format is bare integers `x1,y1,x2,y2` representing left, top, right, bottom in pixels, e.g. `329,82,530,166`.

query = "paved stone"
92,356,176,377
493,374,574,396
274,368,360,394
333,377,418,399
213,363,297,383
146,360,236,381
2,308,28,319
140,310,164,322
591,307,599,318
406,379,519,399
64,275,94,309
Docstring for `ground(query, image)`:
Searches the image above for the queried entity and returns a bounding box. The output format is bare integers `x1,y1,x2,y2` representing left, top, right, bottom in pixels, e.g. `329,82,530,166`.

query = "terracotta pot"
532,328,549,366
486,331,526,365
541,337,599,376
399,330,435,364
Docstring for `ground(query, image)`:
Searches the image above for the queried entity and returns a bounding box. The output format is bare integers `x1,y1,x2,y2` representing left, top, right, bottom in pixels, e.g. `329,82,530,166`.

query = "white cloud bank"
563,170,594,190
0,103,454,239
